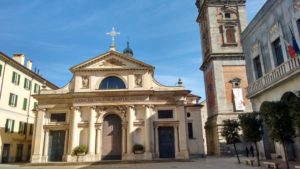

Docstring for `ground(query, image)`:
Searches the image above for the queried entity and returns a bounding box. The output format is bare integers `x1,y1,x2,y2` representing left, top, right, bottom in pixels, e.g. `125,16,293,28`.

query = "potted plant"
133,144,144,154
73,144,87,156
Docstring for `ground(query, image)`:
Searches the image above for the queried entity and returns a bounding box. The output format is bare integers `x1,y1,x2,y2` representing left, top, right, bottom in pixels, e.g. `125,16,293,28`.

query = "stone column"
67,106,80,159
122,124,127,154
144,105,153,159
63,129,69,158
127,105,135,155
31,108,46,163
95,128,101,155
42,129,49,162
174,125,179,155
176,105,189,159
154,126,159,157
88,106,96,156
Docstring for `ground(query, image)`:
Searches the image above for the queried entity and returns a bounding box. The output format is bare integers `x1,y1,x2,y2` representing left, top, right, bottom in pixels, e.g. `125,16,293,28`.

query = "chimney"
26,60,32,70
13,53,25,65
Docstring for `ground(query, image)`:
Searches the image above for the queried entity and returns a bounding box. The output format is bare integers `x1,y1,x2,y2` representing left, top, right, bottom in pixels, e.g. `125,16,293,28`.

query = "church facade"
30,43,205,163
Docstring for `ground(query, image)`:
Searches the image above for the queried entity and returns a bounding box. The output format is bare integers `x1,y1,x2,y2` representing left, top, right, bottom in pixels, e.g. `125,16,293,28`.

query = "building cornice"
200,53,245,71
0,52,59,89
33,89,191,100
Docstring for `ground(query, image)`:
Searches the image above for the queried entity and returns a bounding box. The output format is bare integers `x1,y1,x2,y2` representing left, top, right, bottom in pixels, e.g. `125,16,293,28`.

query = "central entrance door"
158,127,175,158
48,130,65,161
102,114,122,160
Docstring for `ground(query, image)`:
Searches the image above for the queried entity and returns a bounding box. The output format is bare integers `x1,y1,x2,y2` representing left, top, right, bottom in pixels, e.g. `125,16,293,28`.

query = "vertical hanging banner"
233,88,245,111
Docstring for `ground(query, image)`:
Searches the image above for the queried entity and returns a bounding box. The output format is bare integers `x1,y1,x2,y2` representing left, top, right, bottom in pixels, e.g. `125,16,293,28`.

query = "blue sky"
0,0,266,98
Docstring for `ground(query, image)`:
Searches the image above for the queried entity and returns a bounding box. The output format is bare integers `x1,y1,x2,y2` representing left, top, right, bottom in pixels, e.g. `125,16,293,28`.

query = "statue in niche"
135,74,142,87
82,76,89,88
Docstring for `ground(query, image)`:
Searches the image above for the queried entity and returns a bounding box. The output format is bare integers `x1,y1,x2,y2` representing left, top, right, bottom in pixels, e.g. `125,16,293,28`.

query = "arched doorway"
102,114,122,160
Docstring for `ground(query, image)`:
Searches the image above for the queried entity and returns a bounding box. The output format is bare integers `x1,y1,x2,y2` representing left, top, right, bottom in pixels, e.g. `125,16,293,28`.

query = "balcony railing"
247,56,300,98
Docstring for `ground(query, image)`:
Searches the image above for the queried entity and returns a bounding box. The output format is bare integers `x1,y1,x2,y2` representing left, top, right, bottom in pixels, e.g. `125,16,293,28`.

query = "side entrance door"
2,144,10,163
48,130,65,161
158,127,175,158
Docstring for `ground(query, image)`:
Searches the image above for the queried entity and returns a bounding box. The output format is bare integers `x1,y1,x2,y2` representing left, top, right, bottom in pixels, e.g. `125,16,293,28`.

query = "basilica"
30,34,205,162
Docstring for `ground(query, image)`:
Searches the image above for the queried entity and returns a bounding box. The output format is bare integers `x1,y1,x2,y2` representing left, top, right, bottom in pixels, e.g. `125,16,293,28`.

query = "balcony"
247,56,300,98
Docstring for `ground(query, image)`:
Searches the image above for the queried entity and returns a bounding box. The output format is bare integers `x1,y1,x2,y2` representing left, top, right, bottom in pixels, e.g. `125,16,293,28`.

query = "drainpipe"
25,77,33,141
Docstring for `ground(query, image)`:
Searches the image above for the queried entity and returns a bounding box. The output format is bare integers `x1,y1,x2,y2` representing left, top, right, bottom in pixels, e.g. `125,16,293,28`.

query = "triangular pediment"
70,51,154,72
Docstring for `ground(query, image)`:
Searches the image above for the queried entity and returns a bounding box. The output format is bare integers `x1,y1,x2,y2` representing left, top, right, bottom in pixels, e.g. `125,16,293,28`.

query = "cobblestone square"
0,157,260,169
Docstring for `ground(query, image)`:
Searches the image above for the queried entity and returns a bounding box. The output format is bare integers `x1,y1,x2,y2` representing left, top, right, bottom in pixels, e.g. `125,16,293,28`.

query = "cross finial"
106,27,120,51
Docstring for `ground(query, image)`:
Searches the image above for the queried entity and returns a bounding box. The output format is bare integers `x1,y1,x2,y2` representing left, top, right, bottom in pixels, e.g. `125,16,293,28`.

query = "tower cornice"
200,53,245,71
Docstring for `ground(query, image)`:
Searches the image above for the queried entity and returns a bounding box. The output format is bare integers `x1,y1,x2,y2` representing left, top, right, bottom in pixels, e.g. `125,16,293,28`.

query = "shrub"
73,144,87,155
133,144,144,151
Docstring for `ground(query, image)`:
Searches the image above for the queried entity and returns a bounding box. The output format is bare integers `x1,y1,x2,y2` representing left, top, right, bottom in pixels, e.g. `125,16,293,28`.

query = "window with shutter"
5,119,15,133
24,78,31,90
23,98,28,110
19,122,24,134
12,72,20,85
34,83,40,94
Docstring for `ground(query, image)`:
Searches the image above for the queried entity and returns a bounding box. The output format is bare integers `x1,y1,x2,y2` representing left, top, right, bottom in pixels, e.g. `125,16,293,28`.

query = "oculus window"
100,76,126,89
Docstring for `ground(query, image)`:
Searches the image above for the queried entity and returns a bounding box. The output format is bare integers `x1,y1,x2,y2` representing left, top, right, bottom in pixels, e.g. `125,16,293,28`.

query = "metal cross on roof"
106,27,120,51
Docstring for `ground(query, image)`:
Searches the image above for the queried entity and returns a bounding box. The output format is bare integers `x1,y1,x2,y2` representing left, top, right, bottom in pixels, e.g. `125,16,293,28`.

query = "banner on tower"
233,88,245,111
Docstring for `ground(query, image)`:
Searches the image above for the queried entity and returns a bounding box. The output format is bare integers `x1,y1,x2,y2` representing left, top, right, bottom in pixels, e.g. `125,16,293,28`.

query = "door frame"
101,113,122,160
48,130,66,162
158,126,175,158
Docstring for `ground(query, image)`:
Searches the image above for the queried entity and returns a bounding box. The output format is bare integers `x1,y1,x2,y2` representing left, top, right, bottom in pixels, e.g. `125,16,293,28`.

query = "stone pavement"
0,157,260,169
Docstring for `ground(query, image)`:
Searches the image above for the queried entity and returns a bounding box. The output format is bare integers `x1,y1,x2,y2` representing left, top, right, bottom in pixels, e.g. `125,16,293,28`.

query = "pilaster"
66,106,80,161
31,108,46,163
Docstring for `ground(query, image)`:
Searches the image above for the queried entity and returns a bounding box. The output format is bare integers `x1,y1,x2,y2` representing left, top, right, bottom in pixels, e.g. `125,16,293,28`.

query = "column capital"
69,106,80,111
34,108,47,113
126,105,136,109
143,104,155,109
88,106,97,110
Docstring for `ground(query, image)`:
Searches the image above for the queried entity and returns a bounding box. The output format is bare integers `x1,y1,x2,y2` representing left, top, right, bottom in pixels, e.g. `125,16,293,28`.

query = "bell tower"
196,0,252,155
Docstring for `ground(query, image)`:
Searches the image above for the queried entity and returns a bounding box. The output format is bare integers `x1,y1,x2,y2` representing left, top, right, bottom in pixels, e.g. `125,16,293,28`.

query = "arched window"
99,76,126,89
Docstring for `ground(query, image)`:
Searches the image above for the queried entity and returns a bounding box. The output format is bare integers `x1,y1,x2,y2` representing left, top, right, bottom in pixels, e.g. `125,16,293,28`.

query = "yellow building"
0,52,58,163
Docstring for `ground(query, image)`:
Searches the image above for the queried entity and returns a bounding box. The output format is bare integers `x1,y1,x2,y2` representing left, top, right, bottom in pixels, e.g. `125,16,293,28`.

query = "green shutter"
23,98,27,110
24,123,27,134
8,93,12,106
5,119,9,132
34,84,37,93
24,78,27,88
29,80,32,90
17,74,20,85
19,121,22,134
12,72,16,83
24,77,28,89
11,120,15,133
15,95,18,107
0,64,2,76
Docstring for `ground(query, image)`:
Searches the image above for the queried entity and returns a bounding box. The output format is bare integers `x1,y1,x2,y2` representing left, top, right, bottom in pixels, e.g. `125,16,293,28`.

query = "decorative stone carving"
82,76,89,88
251,43,259,57
102,58,125,66
269,23,280,41
134,74,143,87
294,0,300,11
